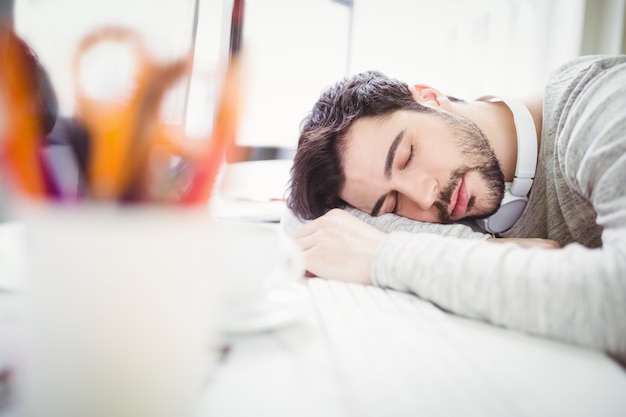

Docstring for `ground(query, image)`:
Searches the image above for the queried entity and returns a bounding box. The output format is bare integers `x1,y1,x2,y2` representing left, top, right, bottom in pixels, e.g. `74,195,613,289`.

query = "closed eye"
391,191,400,214
404,144,414,168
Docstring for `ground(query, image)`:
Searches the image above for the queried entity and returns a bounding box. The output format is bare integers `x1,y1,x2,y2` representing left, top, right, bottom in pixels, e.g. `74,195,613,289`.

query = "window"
197,0,351,149
15,0,198,120
348,0,586,99
15,0,621,152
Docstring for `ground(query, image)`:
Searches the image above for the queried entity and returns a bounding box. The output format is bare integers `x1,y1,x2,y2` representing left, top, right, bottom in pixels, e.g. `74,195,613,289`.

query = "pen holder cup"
17,204,222,417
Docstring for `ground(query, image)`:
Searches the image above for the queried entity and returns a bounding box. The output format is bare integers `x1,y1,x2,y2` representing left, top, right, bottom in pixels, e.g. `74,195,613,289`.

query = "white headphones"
474,96,538,234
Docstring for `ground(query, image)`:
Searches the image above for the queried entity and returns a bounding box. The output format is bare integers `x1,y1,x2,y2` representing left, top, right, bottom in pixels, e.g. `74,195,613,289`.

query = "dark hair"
287,70,433,220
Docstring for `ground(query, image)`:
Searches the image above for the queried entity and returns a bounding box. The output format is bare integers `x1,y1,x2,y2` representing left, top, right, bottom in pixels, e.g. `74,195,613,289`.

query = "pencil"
180,0,244,205
0,26,46,198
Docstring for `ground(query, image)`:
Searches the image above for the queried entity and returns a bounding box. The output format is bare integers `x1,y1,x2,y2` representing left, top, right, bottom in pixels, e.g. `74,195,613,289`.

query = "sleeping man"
285,55,626,362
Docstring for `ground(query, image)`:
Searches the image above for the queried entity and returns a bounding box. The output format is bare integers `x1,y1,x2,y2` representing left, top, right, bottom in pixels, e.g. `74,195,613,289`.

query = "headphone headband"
498,96,537,196
474,96,538,233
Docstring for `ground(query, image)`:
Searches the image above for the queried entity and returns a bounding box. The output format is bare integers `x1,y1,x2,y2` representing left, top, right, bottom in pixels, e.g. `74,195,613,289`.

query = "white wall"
230,0,350,148
582,0,626,55
15,0,623,151
14,0,198,118
349,0,585,99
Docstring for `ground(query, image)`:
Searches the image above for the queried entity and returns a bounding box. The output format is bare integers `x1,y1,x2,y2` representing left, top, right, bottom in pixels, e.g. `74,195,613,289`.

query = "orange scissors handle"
73,27,154,200
73,26,193,201
72,25,241,204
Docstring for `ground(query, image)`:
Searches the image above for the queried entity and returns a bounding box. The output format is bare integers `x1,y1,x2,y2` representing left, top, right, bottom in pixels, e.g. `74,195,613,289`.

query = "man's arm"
371,227,626,362
343,206,490,238
294,209,626,362
294,209,558,283
345,206,559,249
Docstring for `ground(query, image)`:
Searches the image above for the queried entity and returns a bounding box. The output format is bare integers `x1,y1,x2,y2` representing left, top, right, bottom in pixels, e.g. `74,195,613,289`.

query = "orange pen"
0,26,46,198
180,57,241,205
180,0,245,205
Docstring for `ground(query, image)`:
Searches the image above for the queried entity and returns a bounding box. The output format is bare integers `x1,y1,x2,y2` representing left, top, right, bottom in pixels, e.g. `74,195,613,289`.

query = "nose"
394,172,439,210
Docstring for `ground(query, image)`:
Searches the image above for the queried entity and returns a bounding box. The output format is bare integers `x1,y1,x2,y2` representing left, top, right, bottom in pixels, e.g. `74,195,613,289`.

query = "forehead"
343,114,394,173
347,114,390,149
339,112,406,211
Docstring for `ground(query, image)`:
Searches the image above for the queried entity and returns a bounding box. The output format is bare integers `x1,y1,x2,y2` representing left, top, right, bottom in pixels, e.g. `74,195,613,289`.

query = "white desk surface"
2,160,626,416
194,286,626,417
3,273,626,417
197,295,348,417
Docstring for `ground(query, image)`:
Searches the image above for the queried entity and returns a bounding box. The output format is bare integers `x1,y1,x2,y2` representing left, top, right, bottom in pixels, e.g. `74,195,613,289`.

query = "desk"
2,158,626,416
2,276,626,417
2,227,626,416
198,297,348,417
194,282,626,417
205,160,626,416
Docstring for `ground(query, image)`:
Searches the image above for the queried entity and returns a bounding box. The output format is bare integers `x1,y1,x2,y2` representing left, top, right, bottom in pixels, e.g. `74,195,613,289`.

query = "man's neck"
449,92,543,182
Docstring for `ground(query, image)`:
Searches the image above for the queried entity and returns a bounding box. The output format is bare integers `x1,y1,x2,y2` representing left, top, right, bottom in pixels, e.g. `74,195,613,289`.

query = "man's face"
339,109,505,223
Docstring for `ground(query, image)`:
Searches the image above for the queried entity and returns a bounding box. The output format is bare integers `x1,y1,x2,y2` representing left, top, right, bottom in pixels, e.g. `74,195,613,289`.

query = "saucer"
221,281,308,334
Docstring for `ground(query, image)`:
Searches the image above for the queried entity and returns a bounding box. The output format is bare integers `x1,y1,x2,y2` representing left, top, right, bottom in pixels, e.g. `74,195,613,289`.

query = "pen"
180,57,241,205
119,57,191,203
181,0,244,205
0,26,46,199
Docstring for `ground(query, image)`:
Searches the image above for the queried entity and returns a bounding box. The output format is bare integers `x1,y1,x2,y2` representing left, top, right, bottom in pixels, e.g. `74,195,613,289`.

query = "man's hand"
487,237,560,249
293,209,386,285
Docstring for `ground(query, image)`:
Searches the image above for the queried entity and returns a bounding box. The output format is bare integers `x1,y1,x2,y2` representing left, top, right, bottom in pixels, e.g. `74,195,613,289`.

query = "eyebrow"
370,194,387,217
370,130,405,216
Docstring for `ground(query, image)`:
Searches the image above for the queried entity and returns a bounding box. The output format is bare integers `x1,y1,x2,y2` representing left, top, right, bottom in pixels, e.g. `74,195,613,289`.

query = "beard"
435,163,505,223
433,112,505,223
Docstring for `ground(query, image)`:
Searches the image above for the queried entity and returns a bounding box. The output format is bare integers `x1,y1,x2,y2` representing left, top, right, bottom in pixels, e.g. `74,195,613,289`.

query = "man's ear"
409,84,444,109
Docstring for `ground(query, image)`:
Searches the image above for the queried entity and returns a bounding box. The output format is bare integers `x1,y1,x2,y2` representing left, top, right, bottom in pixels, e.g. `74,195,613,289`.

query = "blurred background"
4,0,626,158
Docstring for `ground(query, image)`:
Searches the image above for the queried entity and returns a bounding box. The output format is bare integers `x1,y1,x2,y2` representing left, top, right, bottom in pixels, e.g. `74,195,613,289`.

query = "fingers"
487,237,561,249
293,221,316,241
290,209,381,285
294,233,314,252
293,208,346,244
537,239,560,249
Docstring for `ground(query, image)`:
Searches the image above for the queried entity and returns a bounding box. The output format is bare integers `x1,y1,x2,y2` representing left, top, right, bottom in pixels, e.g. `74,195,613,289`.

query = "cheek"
418,146,462,177
395,190,440,222
398,204,440,223
340,179,384,213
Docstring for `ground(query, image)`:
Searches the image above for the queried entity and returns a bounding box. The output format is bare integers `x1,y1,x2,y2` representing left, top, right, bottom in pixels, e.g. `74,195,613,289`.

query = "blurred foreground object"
1,21,242,207
0,23,58,199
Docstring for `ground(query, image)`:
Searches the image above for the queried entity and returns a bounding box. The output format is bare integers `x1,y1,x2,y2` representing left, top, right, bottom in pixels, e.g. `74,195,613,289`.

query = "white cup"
17,204,222,417
210,219,305,330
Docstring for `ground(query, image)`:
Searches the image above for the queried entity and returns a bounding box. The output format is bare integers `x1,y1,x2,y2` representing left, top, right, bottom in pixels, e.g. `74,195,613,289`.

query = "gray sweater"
361,55,626,361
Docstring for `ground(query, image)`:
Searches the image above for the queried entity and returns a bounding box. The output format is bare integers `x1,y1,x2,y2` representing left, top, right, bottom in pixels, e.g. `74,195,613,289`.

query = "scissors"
73,26,239,204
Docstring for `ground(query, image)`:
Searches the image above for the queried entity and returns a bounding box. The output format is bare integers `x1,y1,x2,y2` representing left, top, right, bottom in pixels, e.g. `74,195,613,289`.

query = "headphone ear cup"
475,191,527,234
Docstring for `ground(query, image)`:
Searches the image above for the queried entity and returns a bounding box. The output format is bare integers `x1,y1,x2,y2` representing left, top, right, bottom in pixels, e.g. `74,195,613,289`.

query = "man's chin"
462,204,501,222
437,194,502,224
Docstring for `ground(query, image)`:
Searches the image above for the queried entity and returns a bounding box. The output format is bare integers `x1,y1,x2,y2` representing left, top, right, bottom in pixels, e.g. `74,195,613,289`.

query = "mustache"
434,161,505,223
434,167,466,223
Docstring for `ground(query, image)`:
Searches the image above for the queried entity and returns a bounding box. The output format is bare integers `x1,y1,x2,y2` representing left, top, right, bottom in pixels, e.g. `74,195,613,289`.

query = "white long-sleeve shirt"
366,55,626,362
